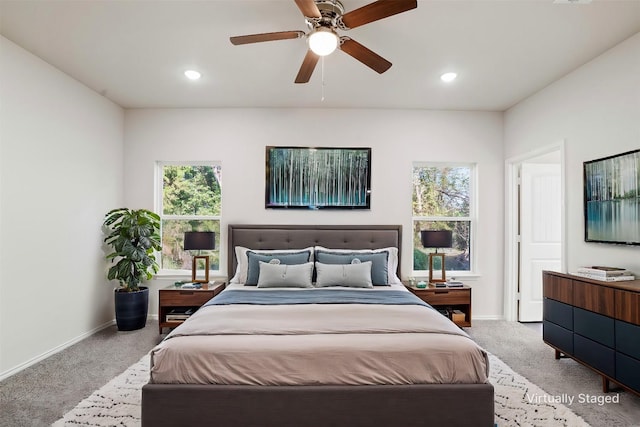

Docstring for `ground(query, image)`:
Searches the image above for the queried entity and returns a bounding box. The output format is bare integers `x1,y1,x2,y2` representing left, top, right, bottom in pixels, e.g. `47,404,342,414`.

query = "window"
412,163,475,274
157,163,222,273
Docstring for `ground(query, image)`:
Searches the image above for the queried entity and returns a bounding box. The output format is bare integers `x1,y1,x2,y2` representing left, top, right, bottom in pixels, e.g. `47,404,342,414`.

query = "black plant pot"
114,287,149,331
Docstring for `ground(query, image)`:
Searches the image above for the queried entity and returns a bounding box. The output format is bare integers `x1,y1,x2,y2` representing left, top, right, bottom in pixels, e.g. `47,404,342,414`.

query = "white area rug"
53,353,589,427
51,355,149,427
488,354,589,427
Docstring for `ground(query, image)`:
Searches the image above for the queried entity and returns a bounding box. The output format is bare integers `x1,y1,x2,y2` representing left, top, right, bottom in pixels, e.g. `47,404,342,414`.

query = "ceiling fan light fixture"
308,27,339,56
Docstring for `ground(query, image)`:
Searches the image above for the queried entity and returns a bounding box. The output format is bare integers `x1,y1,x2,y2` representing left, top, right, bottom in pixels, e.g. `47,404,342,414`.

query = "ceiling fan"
230,0,417,84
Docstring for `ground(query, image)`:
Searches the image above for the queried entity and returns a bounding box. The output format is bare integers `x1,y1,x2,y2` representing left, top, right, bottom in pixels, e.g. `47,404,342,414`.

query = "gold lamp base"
191,255,210,283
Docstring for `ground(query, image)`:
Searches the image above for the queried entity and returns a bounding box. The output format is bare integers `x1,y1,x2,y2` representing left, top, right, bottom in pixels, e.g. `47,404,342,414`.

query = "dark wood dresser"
542,270,640,395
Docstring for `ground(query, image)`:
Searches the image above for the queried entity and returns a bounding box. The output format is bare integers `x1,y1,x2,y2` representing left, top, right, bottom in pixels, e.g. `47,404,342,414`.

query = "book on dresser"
573,266,634,281
575,266,632,276
571,273,635,282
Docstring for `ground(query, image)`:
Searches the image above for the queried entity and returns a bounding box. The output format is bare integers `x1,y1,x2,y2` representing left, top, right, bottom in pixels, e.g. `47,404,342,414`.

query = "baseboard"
0,319,115,381
472,315,505,320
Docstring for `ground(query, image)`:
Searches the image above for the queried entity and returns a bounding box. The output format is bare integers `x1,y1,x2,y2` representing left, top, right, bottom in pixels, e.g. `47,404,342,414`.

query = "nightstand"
405,283,472,327
158,281,226,333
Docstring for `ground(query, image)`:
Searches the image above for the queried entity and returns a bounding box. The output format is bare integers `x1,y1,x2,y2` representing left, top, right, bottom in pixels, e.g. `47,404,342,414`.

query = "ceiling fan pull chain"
321,56,325,102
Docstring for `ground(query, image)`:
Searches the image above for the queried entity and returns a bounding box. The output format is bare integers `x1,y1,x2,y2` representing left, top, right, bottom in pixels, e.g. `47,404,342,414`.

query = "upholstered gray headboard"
227,224,402,279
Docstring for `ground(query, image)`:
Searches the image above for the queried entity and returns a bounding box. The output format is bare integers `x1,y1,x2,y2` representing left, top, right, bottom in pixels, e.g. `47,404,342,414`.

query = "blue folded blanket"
205,289,432,309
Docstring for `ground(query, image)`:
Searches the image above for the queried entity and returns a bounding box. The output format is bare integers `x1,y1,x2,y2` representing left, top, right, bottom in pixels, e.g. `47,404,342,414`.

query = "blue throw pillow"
315,251,389,285
246,251,312,285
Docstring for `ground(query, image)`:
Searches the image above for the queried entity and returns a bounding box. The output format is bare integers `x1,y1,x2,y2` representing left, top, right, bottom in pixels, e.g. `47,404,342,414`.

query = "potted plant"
103,208,161,331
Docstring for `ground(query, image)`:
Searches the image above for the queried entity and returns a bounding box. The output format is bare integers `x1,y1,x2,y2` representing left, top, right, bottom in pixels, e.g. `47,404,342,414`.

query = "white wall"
504,32,640,274
0,37,124,378
124,108,504,319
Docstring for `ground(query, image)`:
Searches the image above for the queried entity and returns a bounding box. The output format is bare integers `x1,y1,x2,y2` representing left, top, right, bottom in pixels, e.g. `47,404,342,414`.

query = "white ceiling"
1,0,639,111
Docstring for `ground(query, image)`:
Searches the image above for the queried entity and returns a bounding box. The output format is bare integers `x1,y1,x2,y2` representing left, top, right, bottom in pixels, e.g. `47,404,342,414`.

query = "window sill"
155,270,224,280
409,272,481,282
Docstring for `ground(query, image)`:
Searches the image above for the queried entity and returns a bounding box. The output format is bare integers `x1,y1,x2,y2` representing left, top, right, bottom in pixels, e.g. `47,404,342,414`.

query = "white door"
519,163,562,322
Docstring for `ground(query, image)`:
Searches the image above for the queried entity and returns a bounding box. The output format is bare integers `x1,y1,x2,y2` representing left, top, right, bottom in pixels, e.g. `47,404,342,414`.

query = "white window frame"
155,161,222,276
411,162,477,277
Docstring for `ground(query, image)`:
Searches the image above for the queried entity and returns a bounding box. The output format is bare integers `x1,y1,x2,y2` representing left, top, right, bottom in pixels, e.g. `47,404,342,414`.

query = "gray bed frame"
141,224,494,427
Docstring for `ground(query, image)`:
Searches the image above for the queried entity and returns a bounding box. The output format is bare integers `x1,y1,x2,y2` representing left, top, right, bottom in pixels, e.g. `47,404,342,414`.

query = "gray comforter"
150,287,489,386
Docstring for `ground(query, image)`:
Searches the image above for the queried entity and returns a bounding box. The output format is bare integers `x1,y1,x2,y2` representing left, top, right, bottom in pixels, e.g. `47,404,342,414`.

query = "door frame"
503,141,566,321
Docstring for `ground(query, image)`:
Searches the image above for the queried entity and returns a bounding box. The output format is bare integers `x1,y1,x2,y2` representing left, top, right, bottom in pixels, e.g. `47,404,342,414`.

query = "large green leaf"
116,258,132,277
138,236,151,249
103,209,126,226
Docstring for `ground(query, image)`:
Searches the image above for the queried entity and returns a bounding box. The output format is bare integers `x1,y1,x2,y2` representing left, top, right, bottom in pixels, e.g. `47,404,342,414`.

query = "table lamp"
184,231,216,283
420,230,452,283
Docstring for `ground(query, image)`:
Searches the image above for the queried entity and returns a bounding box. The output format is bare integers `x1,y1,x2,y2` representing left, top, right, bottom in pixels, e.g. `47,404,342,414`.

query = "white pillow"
314,246,401,284
230,246,314,284
315,261,373,288
257,261,314,288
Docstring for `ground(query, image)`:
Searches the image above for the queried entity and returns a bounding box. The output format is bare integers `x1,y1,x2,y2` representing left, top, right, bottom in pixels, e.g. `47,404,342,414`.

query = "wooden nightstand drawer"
160,290,216,306
422,289,470,305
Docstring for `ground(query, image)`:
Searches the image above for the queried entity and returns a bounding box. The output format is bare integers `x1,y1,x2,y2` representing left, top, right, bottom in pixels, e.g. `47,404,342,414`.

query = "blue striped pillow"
245,250,312,285
315,251,389,285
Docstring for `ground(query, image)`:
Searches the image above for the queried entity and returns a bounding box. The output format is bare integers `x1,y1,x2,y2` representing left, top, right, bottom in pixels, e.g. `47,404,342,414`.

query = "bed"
141,224,494,427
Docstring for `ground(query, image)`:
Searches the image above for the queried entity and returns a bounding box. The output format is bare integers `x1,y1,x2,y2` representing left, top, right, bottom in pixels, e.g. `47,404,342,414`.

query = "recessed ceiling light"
441,72,457,83
184,70,201,80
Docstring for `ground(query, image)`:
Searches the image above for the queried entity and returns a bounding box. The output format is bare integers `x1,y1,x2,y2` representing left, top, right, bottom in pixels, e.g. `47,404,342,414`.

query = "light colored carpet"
52,352,589,427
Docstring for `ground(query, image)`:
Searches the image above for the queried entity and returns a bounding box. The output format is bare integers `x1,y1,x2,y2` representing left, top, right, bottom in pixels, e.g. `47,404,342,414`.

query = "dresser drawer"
543,273,573,304
160,290,216,306
572,280,615,317
543,298,573,330
574,334,615,378
615,352,640,393
615,320,640,360
543,321,573,355
573,307,614,348
615,290,640,325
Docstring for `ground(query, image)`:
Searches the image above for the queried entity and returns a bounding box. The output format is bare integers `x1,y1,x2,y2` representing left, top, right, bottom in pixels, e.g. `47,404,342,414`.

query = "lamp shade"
184,231,216,251
420,230,452,249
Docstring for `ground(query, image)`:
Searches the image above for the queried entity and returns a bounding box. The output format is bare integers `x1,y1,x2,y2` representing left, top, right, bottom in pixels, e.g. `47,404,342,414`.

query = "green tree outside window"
159,164,222,271
412,165,474,272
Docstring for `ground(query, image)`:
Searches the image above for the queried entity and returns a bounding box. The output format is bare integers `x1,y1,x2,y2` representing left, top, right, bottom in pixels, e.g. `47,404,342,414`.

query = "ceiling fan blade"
230,31,305,45
339,38,392,74
341,0,417,29
294,0,321,18
295,50,320,83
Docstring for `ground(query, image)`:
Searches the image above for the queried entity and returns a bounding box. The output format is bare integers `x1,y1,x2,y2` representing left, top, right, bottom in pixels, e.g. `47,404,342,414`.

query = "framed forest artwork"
583,148,640,245
265,146,371,209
